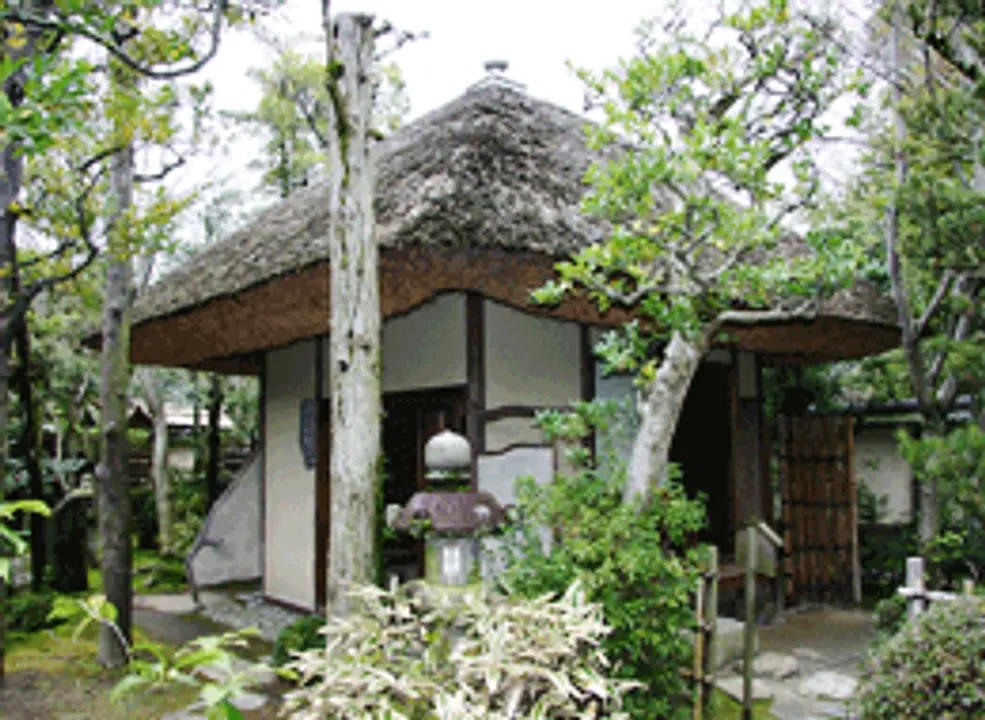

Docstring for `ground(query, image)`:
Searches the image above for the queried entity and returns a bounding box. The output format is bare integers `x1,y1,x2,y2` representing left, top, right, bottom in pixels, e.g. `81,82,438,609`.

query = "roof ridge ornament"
469,58,527,93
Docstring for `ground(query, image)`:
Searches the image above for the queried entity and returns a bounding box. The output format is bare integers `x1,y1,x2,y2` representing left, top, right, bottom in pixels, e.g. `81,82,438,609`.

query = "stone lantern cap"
424,429,471,470
392,490,506,534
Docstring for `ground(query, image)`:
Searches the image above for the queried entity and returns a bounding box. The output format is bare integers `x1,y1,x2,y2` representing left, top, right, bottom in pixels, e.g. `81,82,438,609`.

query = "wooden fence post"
963,579,975,596
743,525,756,720
705,546,718,717
693,569,705,720
906,556,925,621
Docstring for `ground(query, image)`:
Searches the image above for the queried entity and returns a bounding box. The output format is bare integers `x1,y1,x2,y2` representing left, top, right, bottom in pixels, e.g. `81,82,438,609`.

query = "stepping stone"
737,651,800,679
133,593,198,614
793,647,825,663
798,671,857,701
715,675,774,702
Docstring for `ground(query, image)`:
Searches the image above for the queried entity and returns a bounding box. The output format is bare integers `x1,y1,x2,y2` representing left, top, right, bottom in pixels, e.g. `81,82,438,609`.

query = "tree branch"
0,1,228,81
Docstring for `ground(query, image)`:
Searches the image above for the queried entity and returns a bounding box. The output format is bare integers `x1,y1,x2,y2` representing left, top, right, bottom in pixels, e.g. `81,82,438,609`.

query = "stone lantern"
392,429,505,588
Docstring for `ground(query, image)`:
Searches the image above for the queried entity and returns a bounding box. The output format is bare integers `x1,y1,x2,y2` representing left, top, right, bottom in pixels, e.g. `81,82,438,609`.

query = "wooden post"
704,546,719,717
743,525,756,720
692,569,705,720
906,556,925,621
963,579,975,596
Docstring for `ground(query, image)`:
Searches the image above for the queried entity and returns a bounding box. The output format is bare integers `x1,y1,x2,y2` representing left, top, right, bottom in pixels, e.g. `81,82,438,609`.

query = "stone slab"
715,675,774,702
798,671,858,701
743,651,800,679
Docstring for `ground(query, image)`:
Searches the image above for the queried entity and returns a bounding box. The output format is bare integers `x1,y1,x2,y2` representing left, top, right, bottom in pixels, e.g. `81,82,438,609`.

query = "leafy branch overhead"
535,0,859,366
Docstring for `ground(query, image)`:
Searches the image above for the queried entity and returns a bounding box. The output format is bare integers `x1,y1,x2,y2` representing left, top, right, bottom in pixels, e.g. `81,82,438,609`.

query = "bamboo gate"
778,415,861,606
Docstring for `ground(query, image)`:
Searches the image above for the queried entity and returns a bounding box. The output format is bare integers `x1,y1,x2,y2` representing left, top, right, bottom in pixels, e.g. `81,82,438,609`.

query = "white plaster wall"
589,326,639,479
478,446,554,580
381,293,466,393
264,340,316,610
856,426,914,523
189,455,261,587
484,301,581,451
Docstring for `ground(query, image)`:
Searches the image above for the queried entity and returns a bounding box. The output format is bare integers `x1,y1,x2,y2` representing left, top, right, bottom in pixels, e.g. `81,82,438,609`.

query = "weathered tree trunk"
205,374,224,509
886,3,942,553
140,370,172,555
323,12,381,614
624,331,707,504
13,313,46,590
97,57,136,667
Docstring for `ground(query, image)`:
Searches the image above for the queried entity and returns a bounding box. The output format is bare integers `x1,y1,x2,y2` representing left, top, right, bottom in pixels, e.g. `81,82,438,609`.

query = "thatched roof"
132,78,605,327
119,77,898,372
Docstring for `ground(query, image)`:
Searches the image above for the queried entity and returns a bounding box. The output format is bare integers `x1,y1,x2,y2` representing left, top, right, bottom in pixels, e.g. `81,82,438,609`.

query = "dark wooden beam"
259,355,267,597
314,337,328,611
466,293,485,488
580,324,596,464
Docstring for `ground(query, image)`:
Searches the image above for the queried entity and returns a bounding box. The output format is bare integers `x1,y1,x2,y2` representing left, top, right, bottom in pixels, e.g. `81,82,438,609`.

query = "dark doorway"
381,386,468,581
670,364,734,554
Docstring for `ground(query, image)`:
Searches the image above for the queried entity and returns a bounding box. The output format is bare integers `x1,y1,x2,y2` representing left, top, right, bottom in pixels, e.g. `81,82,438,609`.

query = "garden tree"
0,0,281,605
134,367,174,553
534,0,856,503
319,10,380,614
228,37,409,200
829,0,985,553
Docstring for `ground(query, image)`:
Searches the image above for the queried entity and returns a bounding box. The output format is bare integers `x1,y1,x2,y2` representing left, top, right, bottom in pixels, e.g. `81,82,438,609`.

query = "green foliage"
227,45,409,200
52,593,271,720
857,484,919,601
534,0,855,381
281,582,640,719
870,593,907,649
170,471,209,557
0,498,50,583
856,597,985,718
4,589,60,633
899,425,985,584
271,614,327,668
492,401,707,719
133,549,187,593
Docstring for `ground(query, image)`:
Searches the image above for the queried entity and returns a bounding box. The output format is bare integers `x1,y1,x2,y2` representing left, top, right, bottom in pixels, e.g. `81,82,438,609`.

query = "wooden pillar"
580,325,597,464
466,292,485,487
314,337,328,610
259,356,267,597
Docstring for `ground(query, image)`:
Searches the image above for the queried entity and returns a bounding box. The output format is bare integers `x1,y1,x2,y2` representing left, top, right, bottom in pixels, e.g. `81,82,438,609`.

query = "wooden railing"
741,519,783,720
898,556,976,621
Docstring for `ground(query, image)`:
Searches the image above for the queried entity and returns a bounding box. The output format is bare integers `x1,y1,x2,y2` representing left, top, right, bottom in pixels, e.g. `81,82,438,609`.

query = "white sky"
169,0,667,224
165,0,869,245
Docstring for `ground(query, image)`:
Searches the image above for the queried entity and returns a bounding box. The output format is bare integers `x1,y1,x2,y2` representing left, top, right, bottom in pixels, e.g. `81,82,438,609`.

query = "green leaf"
110,674,151,703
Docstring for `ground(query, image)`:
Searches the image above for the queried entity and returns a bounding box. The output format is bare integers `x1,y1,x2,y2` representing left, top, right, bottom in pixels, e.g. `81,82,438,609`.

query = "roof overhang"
92,245,900,375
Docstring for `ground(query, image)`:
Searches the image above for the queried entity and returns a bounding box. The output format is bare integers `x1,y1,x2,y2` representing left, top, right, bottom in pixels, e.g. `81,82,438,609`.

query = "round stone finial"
424,429,471,470
484,59,509,75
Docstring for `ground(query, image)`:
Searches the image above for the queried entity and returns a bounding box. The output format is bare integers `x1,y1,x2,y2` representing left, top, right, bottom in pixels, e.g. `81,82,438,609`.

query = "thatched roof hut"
111,77,898,374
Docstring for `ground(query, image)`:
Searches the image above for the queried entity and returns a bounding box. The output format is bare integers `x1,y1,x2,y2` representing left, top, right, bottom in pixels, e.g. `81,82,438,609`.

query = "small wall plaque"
300,398,316,470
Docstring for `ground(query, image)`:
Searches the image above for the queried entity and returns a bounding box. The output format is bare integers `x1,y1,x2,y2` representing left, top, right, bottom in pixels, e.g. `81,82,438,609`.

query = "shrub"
857,484,919,602
5,590,60,633
281,582,640,719
856,596,985,719
490,401,708,720
272,614,327,667
871,593,907,648
170,471,208,557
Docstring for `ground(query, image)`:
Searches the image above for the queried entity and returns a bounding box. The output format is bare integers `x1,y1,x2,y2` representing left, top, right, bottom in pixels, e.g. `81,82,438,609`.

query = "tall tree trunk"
13,312,46,590
97,56,136,667
623,331,706,504
886,2,942,552
323,12,381,614
205,374,223,509
140,370,171,555
151,410,170,555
